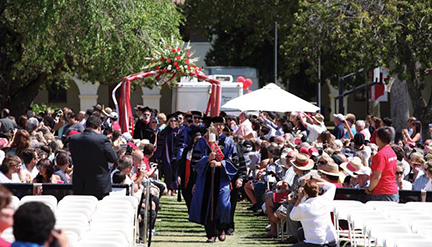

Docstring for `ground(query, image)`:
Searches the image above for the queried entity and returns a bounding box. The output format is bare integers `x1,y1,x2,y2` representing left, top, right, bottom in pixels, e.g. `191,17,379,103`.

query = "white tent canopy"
221,83,319,113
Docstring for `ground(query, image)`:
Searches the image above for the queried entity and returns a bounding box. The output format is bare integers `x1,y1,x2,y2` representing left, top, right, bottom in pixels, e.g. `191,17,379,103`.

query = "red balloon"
246,90,253,94
237,76,245,83
242,78,252,89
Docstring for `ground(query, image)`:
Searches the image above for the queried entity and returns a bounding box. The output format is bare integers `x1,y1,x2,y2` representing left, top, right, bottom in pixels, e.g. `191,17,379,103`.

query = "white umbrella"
221,83,319,112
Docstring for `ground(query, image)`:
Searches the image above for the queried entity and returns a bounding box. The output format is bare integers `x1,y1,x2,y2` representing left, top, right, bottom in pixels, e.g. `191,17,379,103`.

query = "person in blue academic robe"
176,111,203,161
154,114,180,194
189,117,238,242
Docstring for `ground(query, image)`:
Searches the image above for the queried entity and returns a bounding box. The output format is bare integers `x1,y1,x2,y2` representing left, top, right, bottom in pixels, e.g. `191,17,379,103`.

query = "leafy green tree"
0,0,182,115
282,0,432,135
181,0,301,91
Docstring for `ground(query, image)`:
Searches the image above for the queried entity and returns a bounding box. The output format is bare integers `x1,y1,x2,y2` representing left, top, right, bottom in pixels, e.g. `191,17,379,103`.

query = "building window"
48,84,67,103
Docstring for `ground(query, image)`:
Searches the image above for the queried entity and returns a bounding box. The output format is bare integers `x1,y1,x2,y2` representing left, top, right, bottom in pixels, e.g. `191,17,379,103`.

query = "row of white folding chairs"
9,195,137,247
335,201,401,246
75,196,138,247
333,200,368,246
335,200,432,247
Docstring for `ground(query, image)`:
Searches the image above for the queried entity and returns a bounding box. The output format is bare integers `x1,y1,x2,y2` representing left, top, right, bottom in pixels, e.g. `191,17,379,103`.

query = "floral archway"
113,38,222,134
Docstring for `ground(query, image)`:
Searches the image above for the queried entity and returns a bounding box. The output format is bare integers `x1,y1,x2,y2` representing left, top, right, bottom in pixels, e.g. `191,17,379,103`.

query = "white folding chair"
334,205,370,246
65,231,79,247
20,195,57,212
410,220,432,233
58,200,97,215
76,241,123,247
417,228,432,240
84,229,131,247
55,222,86,238
56,207,93,221
0,227,14,243
367,224,411,247
10,196,20,210
102,195,138,211
405,201,432,207
394,239,432,247
382,233,427,247
348,213,392,247
60,195,98,204
365,201,397,210
97,199,134,211
396,214,432,224
80,232,128,247
56,217,89,232
89,222,133,246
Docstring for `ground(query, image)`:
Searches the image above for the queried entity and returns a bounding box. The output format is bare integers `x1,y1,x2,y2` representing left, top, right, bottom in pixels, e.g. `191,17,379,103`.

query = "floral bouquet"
143,36,202,85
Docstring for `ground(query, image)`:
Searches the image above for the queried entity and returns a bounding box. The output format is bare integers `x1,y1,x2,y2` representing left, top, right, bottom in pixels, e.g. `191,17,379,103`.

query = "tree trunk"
390,77,410,132
405,73,432,141
8,73,48,117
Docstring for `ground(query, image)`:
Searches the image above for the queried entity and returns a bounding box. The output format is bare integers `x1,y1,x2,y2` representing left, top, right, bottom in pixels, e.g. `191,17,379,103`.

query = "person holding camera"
289,176,337,247
12,201,68,247
263,153,313,242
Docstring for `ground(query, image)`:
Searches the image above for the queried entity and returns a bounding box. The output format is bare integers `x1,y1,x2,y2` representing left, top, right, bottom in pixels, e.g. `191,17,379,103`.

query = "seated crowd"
0,104,431,246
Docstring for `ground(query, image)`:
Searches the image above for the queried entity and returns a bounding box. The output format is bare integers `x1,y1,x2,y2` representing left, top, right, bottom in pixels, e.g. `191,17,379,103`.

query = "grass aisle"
151,196,288,247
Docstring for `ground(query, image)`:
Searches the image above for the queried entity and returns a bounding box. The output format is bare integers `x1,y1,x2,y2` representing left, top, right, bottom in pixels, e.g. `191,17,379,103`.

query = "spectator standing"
69,115,117,199
331,114,345,140
233,112,254,139
299,112,326,143
366,127,399,202
62,112,84,141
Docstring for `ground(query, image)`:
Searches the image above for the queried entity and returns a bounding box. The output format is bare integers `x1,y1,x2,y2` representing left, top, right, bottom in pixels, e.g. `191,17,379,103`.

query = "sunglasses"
193,116,201,119
395,172,404,175
318,160,327,165
171,120,178,122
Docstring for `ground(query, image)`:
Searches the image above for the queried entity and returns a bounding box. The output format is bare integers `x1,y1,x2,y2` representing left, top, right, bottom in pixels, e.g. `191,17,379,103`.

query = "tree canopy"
0,0,182,114
182,0,432,130
284,0,432,130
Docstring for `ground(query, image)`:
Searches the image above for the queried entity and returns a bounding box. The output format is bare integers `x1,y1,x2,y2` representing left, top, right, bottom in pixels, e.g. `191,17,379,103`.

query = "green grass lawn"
151,196,289,247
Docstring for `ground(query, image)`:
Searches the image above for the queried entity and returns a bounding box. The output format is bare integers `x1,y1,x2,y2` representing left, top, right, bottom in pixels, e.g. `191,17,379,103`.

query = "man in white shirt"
298,112,326,143
289,176,337,247
233,112,254,139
